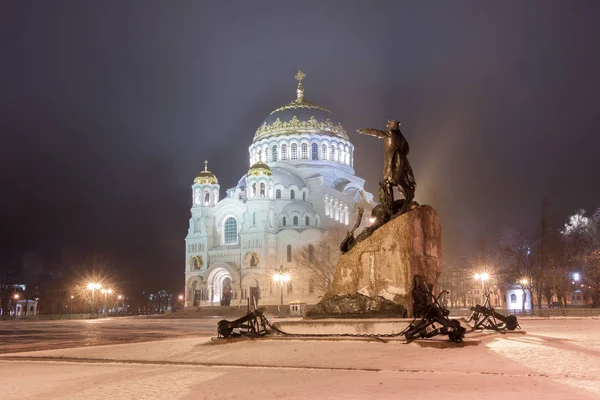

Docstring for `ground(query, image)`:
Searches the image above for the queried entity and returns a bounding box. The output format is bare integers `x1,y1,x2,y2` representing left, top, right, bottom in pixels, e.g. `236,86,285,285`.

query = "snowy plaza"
0,317,599,399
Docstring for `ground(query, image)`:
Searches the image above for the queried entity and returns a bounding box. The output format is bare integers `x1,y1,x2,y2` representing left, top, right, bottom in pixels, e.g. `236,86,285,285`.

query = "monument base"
307,205,442,318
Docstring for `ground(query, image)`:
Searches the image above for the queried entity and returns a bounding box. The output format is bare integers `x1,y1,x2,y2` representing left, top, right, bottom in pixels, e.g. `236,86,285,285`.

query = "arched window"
272,145,277,162
322,144,328,160
301,143,308,159
312,143,319,160
510,294,517,303
302,192,306,201
276,189,282,199
293,216,298,226
260,182,265,197
252,183,257,197
265,147,269,161
290,190,295,200
305,216,310,226
309,277,315,293
252,212,256,225
308,244,314,261
287,245,292,262
223,217,237,245
291,143,298,160
204,192,210,206
282,217,286,226
338,148,343,162
281,144,288,160
330,145,336,161
287,281,293,294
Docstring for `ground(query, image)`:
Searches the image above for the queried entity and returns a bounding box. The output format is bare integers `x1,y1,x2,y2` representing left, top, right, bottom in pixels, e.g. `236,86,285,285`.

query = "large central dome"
252,71,348,143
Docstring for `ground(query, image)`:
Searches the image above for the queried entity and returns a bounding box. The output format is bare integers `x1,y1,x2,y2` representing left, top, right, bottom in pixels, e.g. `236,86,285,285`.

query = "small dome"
248,161,272,177
194,160,218,185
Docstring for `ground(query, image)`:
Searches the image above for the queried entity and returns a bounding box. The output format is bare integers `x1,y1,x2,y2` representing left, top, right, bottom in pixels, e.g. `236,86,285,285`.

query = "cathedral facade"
184,72,375,307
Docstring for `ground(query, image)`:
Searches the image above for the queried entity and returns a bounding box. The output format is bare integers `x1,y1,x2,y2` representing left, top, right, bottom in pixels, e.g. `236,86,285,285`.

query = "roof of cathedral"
282,201,316,215
194,160,218,185
252,71,349,143
271,167,305,188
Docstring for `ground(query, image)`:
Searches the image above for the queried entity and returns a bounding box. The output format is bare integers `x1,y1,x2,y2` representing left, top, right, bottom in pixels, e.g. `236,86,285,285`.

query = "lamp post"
13,293,19,317
518,278,530,312
473,272,490,302
87,283,102,316
272,266,291,318
70,295,74,318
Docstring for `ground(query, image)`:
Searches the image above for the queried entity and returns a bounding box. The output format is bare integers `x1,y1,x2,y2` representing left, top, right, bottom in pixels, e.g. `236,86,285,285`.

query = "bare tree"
562,209,600,307
500,227,533,311
294,227,346,293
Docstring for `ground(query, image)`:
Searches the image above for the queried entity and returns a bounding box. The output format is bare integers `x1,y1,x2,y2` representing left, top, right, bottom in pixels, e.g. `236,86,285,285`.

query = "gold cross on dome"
204,159,208,171
295,70,306,83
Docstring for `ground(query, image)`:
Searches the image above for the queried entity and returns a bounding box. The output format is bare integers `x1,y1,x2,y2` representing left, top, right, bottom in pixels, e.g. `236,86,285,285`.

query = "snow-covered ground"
0,318,598,399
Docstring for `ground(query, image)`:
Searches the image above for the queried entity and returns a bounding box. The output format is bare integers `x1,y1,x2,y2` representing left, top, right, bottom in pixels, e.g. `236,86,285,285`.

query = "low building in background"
15,299,38,318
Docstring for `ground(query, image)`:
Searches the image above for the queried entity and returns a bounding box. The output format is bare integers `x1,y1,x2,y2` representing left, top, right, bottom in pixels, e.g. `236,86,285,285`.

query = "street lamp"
70,295,74,318
474,272,490,301
87,283,102,316
116,295,123,313
518,278,529,286
272,266,291,318
13,293,20,317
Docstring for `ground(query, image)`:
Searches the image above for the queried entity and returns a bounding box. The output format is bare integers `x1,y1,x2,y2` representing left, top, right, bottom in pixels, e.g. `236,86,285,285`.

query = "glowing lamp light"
117,295,123,300
519,278,529,286
13,293,20,300
369,217,376,224
178,294,184,301
573,272,581,282
87,283,102,290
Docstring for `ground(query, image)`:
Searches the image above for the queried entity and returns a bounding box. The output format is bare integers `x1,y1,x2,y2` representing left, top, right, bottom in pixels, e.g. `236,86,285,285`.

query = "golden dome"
194,160,218,185
248,160,272,177
252,70,348,143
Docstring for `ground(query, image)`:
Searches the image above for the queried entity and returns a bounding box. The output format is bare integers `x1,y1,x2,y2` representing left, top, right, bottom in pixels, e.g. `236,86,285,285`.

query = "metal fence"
449,307,600,317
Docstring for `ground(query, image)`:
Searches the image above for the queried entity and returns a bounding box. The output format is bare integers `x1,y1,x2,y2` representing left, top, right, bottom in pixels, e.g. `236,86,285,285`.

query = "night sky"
2,1,599,290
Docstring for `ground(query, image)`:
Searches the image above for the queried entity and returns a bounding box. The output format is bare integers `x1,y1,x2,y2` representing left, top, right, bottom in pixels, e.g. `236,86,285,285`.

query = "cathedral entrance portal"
207,267,233,306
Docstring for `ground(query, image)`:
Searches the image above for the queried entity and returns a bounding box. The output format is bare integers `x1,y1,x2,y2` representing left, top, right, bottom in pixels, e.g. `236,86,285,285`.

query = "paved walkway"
0,318,598,399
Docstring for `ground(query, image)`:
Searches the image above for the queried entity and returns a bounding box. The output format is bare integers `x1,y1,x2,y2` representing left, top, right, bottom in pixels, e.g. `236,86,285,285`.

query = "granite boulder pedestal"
307,205,442,318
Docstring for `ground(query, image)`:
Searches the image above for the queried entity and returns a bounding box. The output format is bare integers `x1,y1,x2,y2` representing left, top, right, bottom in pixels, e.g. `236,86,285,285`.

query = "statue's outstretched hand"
357,128,388,139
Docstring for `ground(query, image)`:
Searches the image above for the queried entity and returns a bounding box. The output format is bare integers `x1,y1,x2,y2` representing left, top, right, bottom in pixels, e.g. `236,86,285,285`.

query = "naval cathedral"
184,71,375,307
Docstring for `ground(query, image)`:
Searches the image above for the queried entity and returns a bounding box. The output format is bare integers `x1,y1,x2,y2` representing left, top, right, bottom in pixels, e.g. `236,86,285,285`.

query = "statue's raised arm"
357,128,389,139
